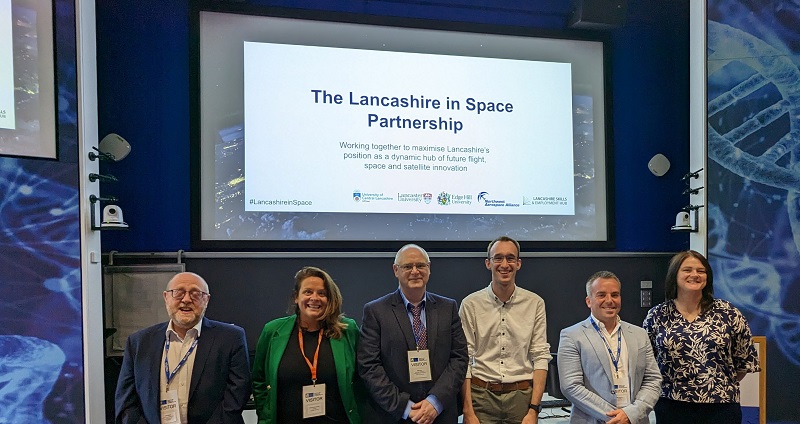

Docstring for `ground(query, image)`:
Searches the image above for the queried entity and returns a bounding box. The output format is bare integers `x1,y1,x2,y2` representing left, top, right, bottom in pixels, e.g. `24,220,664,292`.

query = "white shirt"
589,314,631,406
159,320,202,424
460,283,551,382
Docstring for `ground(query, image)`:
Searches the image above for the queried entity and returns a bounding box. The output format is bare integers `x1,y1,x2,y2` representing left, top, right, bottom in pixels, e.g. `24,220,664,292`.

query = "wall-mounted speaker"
568,0,628,30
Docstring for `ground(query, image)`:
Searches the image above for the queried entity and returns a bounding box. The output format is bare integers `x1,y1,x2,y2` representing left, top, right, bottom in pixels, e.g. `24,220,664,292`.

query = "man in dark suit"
115,272,251,424
358,244,468,424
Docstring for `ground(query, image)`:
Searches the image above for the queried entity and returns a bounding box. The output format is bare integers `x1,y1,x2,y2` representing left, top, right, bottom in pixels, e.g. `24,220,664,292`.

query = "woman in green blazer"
252,266,362,424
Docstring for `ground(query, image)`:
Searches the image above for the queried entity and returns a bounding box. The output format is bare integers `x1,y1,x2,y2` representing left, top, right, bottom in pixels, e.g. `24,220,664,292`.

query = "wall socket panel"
640,289,652,307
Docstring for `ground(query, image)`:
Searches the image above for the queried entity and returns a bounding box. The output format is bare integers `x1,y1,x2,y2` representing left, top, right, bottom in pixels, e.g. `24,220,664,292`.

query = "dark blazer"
357,289,468,423
115,317,252,424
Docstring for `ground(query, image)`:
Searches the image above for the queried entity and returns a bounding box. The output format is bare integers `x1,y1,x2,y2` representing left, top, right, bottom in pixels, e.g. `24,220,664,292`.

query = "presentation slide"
196,9,609,245
243,42,574,216
0,0,56,159
0,0,15,129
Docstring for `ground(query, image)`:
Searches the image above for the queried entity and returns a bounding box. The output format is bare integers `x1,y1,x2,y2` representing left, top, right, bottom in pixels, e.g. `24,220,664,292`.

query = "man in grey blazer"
358,244,468,424
557,271,661,424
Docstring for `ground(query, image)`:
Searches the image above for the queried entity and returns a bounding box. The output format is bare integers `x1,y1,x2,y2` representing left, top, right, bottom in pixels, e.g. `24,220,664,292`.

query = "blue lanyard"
589,317,622,374
164,334,199,385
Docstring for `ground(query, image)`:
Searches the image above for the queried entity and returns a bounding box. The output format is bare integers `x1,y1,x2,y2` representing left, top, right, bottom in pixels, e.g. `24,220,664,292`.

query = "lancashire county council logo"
353,190,361,202
423,193,433,204
437,192,451,205
478,191,489,204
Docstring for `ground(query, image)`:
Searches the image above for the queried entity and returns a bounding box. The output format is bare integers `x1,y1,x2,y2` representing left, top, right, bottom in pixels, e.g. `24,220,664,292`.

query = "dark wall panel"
176,254,670,351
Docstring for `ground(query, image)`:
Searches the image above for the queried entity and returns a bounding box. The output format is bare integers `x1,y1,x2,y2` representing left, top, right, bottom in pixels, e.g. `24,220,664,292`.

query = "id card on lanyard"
299,329,326,418
160,391,180,424
589,318,629,407
161,336,199,424
407,349,432,382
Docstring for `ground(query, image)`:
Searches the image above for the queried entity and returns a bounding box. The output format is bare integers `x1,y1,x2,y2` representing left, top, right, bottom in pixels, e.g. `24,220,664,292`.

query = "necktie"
409,303,428,350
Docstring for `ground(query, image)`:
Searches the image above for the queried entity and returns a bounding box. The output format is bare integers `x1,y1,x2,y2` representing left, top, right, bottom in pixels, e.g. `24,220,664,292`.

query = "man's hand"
606,409,631,424
462,410,481,424
521,409,539,424
409,399,439,424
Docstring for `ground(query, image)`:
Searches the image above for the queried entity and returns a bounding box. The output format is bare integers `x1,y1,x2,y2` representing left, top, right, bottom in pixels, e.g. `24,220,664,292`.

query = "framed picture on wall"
0,0,57,159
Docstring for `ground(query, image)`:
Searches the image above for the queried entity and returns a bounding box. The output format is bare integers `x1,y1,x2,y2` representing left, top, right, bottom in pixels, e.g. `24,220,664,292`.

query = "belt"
470,377,532,393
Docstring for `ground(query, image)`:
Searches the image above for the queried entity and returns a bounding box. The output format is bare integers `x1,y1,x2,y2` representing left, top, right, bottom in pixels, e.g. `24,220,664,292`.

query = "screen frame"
189,1,615,253
0,0,59,160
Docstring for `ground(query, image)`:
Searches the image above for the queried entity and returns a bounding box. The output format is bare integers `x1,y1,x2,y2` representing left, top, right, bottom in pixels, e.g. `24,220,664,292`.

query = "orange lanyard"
298,328,323,383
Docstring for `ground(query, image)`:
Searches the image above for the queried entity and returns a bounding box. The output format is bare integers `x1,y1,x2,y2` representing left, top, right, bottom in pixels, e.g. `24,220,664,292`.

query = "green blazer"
252,315,362,424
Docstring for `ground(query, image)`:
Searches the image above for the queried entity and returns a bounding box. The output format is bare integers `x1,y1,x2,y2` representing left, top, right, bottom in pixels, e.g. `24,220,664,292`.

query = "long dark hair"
664,250,714,313
290,266,347,339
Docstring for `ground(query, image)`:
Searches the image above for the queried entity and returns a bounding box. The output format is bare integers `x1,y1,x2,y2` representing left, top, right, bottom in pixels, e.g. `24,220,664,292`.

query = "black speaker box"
568,0,628,29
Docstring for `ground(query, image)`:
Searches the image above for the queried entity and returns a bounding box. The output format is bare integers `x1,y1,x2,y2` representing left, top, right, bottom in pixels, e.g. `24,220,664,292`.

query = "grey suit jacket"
357,289,468,423
557,319,661,424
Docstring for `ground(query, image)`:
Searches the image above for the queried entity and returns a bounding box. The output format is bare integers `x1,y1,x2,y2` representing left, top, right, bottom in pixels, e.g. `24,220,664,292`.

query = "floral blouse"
643,298,760,403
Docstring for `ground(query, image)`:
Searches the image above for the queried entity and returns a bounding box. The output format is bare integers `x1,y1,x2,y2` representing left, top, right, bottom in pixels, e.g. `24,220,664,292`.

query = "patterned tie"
409,303,428,350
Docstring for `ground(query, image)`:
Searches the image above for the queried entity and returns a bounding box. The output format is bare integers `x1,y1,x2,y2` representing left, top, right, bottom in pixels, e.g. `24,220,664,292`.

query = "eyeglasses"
397,262,430,272
166,289,209,301
490,255,518,263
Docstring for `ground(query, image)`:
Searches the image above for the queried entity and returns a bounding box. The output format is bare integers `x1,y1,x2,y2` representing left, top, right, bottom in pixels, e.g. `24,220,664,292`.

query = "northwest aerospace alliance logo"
478,191,519,208
353,190,361,202
423,193,433,204
437,192,451,205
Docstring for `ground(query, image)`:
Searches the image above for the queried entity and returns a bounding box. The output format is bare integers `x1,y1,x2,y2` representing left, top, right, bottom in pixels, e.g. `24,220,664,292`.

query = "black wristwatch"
529,403,542,412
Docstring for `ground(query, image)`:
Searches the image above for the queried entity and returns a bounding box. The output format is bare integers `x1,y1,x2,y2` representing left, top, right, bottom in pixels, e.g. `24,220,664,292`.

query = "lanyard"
589,317,622,374
164,335,199,385
298,328,323,384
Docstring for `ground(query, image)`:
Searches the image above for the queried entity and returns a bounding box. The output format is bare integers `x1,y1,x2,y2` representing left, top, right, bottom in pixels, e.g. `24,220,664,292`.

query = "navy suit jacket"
115,317,252,424
357,289,468,423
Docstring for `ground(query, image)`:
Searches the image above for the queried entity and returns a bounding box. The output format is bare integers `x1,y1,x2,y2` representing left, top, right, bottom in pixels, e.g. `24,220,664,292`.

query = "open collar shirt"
159,319,203,424
588,313,631,405
460,283,551,383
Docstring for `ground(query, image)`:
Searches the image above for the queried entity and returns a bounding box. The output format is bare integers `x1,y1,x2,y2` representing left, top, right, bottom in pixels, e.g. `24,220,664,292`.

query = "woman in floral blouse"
643,250,760,424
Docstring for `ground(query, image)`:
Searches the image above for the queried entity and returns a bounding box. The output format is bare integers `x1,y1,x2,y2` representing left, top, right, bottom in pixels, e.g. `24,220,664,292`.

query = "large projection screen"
193,6,610,250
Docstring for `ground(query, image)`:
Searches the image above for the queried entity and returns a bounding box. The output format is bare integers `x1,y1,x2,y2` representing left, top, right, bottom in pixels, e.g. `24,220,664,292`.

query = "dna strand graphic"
0,336,66,424
0,158,82,421
706,20,800,366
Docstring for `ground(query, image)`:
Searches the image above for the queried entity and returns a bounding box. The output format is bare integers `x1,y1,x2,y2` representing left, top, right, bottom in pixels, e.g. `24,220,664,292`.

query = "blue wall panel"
96,0,690,252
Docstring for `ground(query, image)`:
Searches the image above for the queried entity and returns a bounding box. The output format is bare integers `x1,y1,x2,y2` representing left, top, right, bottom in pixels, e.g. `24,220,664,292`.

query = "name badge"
160,389,180,424
302,383,326,419
408,349,432,382
612,370,630,408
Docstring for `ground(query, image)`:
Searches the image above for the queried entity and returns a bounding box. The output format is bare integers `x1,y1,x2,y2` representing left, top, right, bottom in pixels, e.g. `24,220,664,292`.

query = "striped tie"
409,303,427,350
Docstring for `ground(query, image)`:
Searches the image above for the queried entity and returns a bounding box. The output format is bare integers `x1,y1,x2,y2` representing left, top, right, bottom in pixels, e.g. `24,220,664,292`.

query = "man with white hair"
115,272,251,423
